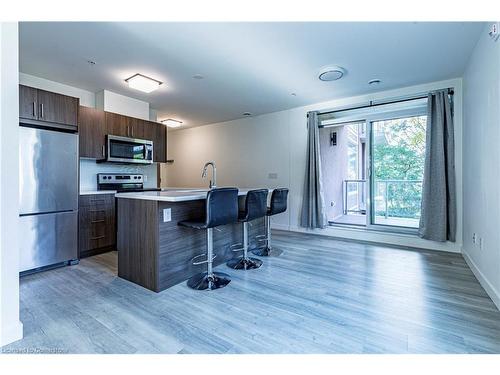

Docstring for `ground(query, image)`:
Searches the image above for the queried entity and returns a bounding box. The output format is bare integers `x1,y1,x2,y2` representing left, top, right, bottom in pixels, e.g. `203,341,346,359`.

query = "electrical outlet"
472,233,477,244
331,201,336,207
163,208,171,222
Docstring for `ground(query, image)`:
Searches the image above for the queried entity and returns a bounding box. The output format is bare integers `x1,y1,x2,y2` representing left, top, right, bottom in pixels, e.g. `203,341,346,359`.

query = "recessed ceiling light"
368,79,382,85
125,73,162,93
192,74,205,80
318,66,346,82
161,119,183,128
243,112,252,116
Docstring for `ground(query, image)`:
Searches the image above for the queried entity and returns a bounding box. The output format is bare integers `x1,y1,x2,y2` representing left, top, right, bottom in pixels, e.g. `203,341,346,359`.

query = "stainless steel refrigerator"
19,125,79,273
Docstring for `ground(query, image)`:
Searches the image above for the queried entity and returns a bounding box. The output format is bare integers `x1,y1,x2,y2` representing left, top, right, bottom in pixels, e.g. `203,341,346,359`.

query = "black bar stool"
227,189,268,270
252,188,289,257
178,187,239,290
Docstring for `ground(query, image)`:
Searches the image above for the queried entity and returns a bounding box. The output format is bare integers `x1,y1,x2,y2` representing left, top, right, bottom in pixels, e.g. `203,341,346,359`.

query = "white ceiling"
19,22,484,127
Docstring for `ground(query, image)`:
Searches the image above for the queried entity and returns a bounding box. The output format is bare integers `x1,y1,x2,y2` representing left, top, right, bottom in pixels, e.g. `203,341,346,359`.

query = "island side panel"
117,198,159,292
156,199,266,291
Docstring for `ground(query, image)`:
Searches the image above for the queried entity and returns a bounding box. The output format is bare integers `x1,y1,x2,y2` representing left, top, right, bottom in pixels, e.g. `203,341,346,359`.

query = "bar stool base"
187,272,231,290
252,246,283,257
226,257,263,270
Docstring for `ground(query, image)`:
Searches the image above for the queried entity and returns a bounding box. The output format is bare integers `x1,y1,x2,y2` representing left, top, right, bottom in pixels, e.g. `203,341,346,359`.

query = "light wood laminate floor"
3,230,500,354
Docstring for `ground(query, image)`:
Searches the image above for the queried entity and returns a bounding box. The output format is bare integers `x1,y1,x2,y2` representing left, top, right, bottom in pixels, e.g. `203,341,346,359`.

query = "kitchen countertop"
80,190,117,195
115,188,269,202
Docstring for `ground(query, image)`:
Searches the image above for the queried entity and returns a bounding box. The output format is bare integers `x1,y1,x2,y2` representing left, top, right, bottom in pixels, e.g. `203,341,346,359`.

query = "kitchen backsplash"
79,159,158,191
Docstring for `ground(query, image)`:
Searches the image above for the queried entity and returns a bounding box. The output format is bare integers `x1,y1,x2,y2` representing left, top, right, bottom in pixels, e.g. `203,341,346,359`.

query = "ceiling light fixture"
318,66,346,82
161,119,183,128
192,74,205,80
125,73,162,93
243,112,252,116
368,79,381,85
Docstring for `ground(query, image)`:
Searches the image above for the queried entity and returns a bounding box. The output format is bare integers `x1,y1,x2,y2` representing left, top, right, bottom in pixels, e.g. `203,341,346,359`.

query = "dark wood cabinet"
151,121,167,162
105,112,130,137
19,85,38,120
19,85,79,129
79,106,106,159
37,89,78,127
79,194,116,258
105,112,148,139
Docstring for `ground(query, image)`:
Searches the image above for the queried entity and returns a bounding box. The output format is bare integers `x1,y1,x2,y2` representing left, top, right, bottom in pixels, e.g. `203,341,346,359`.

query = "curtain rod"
316,88,454,117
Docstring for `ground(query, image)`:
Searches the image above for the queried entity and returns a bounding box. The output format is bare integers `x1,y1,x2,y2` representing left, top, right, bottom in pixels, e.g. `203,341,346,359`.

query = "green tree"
373,116,426,219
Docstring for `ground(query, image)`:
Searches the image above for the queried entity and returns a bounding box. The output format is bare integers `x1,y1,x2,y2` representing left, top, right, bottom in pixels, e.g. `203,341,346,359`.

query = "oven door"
107,135,153,164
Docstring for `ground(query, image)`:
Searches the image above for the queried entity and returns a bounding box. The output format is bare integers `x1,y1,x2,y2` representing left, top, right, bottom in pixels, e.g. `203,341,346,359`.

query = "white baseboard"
463,251,500,311
1,320,23,347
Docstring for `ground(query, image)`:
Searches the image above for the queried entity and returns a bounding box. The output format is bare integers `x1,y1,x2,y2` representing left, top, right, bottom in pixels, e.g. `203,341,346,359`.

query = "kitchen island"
115,189,266,292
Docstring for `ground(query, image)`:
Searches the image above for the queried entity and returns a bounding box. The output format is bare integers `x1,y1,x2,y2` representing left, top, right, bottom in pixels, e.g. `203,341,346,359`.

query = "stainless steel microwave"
106,135,153,164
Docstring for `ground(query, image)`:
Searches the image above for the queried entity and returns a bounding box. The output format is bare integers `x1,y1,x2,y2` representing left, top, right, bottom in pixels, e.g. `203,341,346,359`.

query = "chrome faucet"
202,161,217,189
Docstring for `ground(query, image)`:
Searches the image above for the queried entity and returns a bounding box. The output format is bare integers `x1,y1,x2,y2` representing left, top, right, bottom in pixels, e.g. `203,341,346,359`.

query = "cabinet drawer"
79,194,116,257
79,193,115,208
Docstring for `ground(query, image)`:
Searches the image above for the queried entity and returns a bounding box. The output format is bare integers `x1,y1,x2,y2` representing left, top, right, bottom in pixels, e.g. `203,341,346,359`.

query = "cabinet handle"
90,235,105,240
101,144,105,157
89,209,106,212
91,220,105,224
40,103,44,119
32,102,36,117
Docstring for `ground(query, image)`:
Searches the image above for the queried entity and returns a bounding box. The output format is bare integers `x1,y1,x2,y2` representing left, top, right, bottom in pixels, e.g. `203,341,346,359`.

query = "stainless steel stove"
97,173,161,192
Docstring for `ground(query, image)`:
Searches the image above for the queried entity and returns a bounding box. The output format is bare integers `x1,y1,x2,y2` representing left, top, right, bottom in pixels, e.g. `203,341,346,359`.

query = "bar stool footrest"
191,253,217,266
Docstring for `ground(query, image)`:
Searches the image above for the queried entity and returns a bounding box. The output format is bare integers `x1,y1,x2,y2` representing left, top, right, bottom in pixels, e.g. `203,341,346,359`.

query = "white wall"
0,22,23,346
462,24,500,309
166,78,464,253
96,90,150,120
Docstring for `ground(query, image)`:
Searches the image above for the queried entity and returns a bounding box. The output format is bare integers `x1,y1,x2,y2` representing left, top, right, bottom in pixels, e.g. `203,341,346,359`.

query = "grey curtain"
300,111,328,229
419,90,456,242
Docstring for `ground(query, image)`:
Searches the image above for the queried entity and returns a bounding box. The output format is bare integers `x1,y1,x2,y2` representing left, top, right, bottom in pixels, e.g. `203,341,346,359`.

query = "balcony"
332,179,423,228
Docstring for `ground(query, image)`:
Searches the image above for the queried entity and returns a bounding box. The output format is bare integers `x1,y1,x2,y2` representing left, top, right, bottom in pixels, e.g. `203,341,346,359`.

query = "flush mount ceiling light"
243,112,252,116
318,66,346,82
125,73,162,93
161,119,183,128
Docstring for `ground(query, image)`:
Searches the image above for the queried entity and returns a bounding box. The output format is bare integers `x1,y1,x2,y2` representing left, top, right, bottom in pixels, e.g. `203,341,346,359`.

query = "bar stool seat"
252,188,289,257
178,187,239,290
227,189,268,270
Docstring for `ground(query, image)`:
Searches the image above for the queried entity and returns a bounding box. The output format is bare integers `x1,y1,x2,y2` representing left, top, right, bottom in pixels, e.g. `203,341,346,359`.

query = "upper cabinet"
79,106,106,159
19,85,79,129
105,112,148,140
150,121,167,163
19,85,38,120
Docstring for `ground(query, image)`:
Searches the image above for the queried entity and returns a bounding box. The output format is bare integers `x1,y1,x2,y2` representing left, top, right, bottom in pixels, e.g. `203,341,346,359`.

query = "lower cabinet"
79,193,116,258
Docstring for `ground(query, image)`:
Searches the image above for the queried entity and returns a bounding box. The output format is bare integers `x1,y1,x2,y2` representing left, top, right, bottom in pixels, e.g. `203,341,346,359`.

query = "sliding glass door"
322,103,427,231
369,115,427,229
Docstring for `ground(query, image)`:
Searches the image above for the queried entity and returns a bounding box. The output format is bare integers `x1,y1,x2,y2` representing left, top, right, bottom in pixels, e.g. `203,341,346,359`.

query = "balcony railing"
343,179,423,220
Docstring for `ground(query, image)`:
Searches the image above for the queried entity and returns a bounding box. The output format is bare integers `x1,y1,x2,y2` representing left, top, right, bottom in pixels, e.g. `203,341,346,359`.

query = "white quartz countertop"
115,188,269,202
80,190,117,196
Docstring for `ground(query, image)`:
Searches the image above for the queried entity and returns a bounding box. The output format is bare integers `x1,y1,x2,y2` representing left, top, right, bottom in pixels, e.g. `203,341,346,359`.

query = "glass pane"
110,140,145,160
320,122,367,226
371,115,427,228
